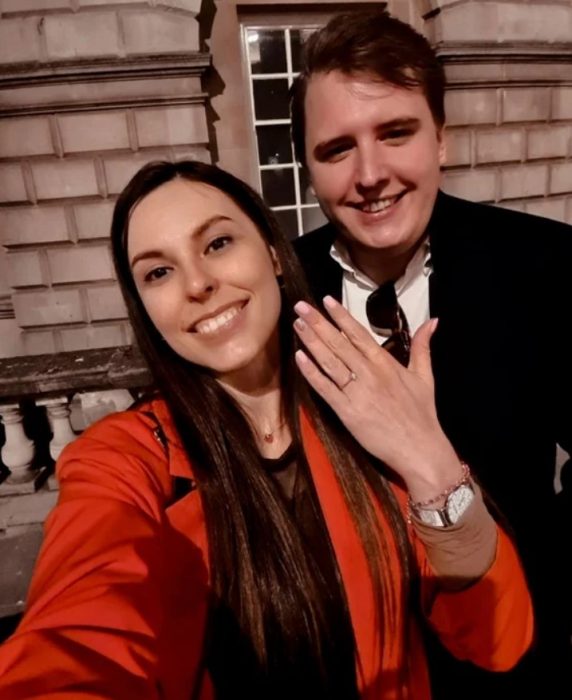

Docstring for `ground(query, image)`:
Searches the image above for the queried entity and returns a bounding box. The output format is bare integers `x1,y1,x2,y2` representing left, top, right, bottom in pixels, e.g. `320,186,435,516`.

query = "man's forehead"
303,71,429,129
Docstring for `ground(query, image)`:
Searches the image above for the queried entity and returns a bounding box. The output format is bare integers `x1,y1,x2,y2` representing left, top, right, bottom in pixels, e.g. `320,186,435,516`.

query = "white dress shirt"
329,239,432,344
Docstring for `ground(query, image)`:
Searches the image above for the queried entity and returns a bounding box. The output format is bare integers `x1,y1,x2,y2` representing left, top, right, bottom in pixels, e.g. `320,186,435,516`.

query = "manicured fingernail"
294,301,311,316
430,317,439,332
295,349,309,364
294,318,306,331
323,295,337,309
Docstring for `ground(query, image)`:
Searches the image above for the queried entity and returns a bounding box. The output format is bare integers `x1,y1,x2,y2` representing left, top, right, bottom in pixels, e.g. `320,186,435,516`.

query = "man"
291,10,572,698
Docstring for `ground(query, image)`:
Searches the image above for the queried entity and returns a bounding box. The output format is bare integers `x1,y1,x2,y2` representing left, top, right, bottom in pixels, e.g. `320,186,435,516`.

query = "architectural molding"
0,53,211,90
0,93,208,119
437,42,572,87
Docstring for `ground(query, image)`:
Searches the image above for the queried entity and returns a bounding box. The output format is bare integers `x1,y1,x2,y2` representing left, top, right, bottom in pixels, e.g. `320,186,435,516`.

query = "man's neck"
345,238,424,286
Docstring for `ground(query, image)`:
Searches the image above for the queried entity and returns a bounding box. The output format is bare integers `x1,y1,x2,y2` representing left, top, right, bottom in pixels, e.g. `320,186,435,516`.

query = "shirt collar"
329,237,432,293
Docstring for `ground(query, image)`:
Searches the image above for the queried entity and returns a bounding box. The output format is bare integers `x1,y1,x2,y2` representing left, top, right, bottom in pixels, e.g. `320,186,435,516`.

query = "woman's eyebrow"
130,214,233,268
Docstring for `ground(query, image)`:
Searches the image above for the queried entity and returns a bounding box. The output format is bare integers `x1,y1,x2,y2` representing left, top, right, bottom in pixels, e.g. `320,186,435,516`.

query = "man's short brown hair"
290,10,446,167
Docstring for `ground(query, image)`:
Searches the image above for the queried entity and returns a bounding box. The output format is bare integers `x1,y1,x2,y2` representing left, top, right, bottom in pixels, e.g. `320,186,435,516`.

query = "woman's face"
127,178,282,377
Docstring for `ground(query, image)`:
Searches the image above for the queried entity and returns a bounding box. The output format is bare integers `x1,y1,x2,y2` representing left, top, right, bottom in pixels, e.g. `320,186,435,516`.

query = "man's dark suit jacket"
294,192,572,697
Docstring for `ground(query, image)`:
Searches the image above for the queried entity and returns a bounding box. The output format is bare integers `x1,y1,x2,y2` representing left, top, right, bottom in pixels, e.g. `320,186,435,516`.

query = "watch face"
447,484,475,524
416,482,475,527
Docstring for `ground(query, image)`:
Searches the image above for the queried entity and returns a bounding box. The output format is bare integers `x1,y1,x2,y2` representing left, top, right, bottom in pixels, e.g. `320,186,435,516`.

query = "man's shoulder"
437,193,572,242
293,221,337,261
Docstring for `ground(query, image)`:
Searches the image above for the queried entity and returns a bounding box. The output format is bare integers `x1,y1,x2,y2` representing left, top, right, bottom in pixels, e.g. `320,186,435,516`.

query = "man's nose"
355,146,389,190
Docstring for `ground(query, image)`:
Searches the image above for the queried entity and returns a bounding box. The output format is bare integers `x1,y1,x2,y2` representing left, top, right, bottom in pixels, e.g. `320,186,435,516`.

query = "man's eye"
206,235,232,253
323,144,351,162
144,267,170,283
385,129,412,143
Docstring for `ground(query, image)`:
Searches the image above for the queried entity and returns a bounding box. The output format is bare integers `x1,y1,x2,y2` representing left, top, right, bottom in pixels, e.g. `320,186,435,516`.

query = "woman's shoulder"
56,398,176,505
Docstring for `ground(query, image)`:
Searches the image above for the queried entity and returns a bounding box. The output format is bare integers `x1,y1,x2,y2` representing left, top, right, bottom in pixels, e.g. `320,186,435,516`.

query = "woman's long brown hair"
111,160,414,697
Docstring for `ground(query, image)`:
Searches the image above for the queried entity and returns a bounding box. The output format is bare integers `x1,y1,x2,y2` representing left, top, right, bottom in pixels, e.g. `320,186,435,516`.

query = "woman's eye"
144,266,170,283
206,235,232,253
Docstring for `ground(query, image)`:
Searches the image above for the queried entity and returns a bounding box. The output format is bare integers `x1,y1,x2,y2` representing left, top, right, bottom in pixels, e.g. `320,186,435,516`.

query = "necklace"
262,419,287,443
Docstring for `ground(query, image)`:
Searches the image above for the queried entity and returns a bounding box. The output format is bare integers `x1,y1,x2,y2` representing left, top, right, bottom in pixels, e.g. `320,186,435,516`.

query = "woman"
0,161,532,699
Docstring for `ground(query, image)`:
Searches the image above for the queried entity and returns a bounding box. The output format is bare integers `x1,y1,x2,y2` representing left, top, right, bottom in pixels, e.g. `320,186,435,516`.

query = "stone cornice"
0,93,208,119
0,53,211,90
436,42,572,64
436,42,572,87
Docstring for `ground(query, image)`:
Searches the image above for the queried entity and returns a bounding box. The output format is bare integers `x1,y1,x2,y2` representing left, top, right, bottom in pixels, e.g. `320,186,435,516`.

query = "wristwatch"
411,481,475,528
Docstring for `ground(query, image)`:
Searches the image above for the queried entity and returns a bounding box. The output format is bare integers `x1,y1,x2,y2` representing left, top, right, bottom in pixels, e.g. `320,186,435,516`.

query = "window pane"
261,168,296,207
290,28,316,73
299,167,317,204
272,208,299,240
256,125,293,165
253,78,290,120
302,206,328,234
248,29,287,75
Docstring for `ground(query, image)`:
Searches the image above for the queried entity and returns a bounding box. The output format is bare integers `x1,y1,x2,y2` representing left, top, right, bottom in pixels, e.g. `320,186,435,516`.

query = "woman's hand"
293,296,462,502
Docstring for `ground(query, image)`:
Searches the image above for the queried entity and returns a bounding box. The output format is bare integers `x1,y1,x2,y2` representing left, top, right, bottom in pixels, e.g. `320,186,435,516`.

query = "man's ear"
437,125,447,166
270,246,283,275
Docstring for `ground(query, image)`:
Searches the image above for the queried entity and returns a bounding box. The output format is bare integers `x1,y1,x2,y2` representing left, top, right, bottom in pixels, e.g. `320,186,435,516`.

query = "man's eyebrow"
379,117,421,130
312,117,421,159
130,214,232,268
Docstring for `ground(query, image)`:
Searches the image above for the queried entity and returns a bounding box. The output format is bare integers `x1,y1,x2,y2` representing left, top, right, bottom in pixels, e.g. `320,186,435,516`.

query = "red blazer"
0,399,533,699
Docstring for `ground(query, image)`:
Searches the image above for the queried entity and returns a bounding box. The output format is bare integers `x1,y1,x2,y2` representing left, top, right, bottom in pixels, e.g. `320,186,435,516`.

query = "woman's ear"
270,246,283,275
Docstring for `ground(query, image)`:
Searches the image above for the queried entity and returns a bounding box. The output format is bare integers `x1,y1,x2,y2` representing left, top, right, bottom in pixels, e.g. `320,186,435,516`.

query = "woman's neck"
216,336,291,457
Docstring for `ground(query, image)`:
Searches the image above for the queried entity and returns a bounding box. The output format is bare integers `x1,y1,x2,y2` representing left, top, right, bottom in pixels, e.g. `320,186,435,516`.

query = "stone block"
441,168,497,203
476,128,523,165
134,105,208,148
13,289,85,327
0,165,28,204
78,0,145,5
85,284,127,321
75,201,115,240
500,164,548,200
32,160,99,200
439,2,572,43
21,330,57,356
502,88,550,124
47,245,114,284
528,125,572,161
6,251,48,289
443,129,471,167
103,152,168,195
1,0,70,11
60,323,125,352
525,198,567,223
0,18,42,63
122,11,199,55
445,90,497,127
57,112,130,154
552,88,572,121
550,163,572,196
0,118,54,158
0,206,69,247
44,13,120,59
155,0,202,12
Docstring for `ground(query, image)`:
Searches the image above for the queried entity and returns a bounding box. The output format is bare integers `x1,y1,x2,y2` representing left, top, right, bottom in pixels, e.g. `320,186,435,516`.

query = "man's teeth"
361,197,398,213
195,306,241,335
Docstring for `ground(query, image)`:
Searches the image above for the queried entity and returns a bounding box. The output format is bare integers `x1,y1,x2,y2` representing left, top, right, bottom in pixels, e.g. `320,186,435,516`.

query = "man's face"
304,71,446,261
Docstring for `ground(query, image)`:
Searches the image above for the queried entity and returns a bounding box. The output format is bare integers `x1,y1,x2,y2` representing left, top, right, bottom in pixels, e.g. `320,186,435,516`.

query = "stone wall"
421,0,572,222
0,0,208,357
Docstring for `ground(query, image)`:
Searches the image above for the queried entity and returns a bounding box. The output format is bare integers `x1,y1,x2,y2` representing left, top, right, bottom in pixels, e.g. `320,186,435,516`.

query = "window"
243,25,328,239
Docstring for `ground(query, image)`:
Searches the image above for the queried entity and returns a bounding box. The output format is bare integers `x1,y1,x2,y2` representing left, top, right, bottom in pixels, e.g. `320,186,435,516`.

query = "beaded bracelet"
408,462,471,510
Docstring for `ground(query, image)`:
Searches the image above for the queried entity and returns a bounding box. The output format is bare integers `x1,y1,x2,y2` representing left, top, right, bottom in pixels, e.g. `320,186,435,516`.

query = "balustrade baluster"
0,403,36,484
37,397,76,462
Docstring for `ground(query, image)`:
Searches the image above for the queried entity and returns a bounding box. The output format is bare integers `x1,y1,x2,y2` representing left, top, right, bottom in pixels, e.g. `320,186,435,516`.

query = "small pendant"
263,432,274,443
